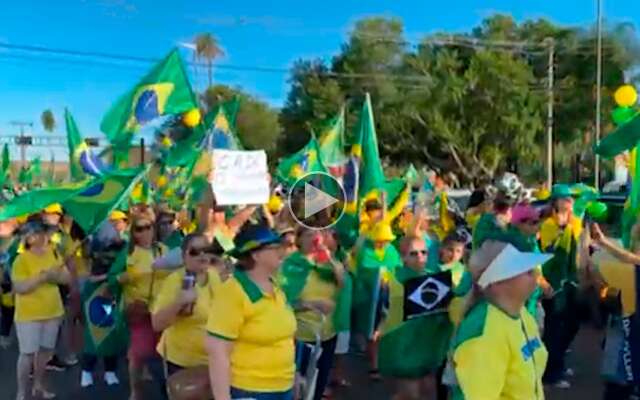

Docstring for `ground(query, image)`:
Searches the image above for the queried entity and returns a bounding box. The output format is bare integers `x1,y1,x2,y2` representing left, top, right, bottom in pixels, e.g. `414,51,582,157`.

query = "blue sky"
0,0,637,161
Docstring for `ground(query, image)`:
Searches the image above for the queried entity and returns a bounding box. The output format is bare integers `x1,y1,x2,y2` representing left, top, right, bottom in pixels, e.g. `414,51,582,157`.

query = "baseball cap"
476,243,552,289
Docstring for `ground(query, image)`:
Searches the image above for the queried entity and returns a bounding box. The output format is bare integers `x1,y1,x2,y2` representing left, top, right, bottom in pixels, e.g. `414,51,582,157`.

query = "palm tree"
194,33,224,88
40,109,56,133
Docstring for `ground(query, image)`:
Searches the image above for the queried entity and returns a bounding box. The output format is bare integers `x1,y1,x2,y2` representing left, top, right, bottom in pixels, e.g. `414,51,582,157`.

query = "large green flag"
64,169,145,234
352,93,385,199
594,113,640,158
0,169,144,233
100,48,198,146
64,109,87,181
276,137,326,185
0,182,88,221
317,108,346,167
203,97,243,150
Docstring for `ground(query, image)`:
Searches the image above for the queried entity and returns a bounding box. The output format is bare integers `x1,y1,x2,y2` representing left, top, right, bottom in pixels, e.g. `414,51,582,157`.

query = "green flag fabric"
352,93,385,199
64,169,145,235
379,313,453,378
595,113,640,158
276,137,326,185
65,109,87,181
100,48,197,145
317,109,346,167
81,278,128,356
0,182,88,221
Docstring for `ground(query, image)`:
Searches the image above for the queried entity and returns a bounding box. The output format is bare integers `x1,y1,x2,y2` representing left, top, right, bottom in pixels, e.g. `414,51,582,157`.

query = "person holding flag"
352,221,403,381
539,185,584,388
279,228,348,400
115,212,168,400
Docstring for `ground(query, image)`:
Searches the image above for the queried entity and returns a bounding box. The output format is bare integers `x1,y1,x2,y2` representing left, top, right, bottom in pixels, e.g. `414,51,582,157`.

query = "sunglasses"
409,249,428,257
134,225,153,232
187,247,208,257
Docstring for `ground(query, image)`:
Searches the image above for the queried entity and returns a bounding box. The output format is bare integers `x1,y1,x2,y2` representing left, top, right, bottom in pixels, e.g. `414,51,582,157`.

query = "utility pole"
9,121,33,168
595,0,604,189
545,38,555,189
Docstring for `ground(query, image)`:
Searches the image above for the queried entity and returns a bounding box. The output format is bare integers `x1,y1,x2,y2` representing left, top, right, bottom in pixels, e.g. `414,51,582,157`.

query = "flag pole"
595,0,603,189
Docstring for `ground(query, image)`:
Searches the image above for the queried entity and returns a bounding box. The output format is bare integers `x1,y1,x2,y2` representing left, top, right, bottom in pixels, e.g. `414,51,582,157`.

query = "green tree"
202,85,281,154
194,33,224,88
41,109,56,133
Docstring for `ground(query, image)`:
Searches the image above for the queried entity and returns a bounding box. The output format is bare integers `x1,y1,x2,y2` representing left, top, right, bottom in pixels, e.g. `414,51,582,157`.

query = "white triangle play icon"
304,183,338,219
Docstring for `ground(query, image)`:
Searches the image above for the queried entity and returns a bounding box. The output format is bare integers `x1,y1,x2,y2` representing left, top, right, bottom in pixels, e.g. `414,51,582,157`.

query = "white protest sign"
211,150,270,205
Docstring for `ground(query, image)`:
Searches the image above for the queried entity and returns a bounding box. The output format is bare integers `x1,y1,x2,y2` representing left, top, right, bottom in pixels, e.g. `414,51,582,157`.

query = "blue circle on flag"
134,89,160,125
80,183,104,197
88,295,116,328
212,131,231,149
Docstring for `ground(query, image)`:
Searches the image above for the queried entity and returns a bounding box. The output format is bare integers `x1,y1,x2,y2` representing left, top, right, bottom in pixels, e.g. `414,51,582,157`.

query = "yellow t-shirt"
295,269,338,342
72,240,90,278
124,245,168,306
593,250,636,317
154,268,220,367
206,270,297,392
12,249,65,322
453,301,548,400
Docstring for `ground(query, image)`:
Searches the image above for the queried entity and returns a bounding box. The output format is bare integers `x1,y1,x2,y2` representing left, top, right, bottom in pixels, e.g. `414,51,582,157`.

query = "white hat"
477,244,553,289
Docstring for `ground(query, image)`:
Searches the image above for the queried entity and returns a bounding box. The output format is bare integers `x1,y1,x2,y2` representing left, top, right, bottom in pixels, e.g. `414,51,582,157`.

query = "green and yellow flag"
276,137,326,185
317,108,346,168
100,48,198,146
352,93,385,200
64,109,87,181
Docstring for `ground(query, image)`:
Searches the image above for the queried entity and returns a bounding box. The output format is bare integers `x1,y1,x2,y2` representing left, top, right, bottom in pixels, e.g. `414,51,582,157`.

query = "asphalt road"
0,327,605,400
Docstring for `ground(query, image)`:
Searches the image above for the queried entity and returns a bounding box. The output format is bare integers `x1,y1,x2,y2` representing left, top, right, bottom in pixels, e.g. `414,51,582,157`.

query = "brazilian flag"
82,278,128,356
276,137,327,185
63,169,146,235
100,48,197,145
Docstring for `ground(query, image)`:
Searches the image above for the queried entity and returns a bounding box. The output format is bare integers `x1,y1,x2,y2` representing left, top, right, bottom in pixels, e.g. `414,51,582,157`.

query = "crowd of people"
0,171,638,400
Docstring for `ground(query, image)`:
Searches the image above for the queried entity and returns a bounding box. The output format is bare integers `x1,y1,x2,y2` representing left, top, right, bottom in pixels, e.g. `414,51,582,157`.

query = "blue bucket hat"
230,224,282,258
551,184,573,200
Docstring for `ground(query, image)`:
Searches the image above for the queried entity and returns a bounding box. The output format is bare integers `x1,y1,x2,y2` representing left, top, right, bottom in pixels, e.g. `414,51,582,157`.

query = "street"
0,326,605,400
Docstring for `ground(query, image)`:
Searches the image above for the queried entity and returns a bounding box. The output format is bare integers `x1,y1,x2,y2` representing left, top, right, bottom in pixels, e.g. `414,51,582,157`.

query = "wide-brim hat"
230,225,282,257
551,184,573,200
477,243,552,289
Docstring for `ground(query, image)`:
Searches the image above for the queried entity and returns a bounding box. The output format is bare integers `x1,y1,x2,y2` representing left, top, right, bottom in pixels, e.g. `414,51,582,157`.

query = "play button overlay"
288,172,346,230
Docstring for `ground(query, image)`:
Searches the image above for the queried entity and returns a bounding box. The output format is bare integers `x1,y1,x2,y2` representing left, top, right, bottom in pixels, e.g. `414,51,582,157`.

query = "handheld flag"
82,279,128,356
65,109,87,181
202,97,242,150
63,169,146,234
378,271,454,378
352,93,385,199
276,137,326,185
0,144,9,187
317,108,346,169
100,49,197,144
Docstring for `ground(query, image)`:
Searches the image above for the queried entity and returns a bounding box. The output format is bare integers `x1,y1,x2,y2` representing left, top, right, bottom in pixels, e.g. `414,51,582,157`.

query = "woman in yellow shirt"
452,241,552,400
116,213,167,400
152,233,221,374
206,224,296,400
12,220,70,400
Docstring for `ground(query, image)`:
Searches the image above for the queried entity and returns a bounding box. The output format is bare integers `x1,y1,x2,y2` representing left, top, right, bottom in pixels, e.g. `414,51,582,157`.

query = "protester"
12,220,71,400
109,210,129,239
383,236,437,400
539,184,583,388
586,223,640,399
206,224,295,400
465,187,493,231
152,233,221,374
452,241,551,399
79,233,127,388
155,204,183,249
0,217,19,349
280,228,346,400
353,221,402,381
116,212,167,400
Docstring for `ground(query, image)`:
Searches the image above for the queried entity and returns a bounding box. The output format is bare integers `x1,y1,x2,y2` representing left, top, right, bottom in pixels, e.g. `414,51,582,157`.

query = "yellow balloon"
156,175,168,188
183,108,202,127
615,85,638,107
